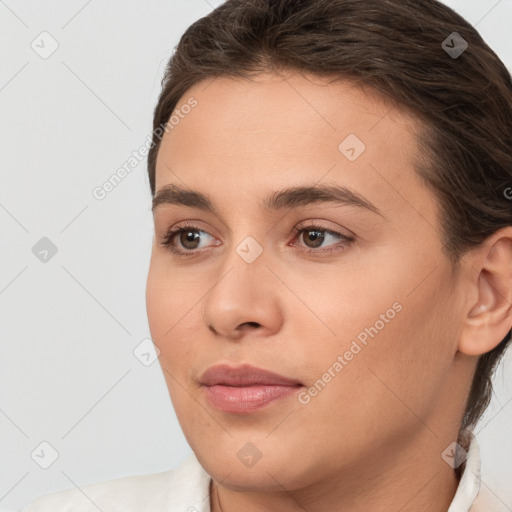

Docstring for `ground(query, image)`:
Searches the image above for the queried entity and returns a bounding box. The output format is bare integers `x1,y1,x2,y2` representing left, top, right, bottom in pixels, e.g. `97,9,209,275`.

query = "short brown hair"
147,0,512,432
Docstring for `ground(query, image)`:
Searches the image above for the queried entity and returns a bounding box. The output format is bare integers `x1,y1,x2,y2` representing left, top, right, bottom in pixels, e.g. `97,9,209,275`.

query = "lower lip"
203,384,301,413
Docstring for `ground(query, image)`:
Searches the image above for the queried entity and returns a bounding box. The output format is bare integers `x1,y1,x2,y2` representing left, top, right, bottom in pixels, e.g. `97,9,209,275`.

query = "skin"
146,71,512,512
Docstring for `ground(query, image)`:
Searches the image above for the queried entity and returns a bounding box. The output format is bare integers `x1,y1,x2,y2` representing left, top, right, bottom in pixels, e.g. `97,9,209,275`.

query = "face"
146,72,467,492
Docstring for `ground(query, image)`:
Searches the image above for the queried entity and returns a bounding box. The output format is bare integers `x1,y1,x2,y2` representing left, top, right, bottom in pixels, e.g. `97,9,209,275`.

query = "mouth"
199,364,303,414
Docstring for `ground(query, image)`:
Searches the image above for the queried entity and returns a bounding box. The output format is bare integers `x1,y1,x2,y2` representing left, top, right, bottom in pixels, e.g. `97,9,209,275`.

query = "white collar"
448,431,481,512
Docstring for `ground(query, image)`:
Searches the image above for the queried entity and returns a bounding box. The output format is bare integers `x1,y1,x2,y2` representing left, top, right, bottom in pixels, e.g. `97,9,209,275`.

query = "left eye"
160,223,354,257
292,224,353,252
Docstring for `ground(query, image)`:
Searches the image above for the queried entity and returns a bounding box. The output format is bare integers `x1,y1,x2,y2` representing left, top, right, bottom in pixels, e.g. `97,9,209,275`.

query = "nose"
200,245,284,342
208,320,262,340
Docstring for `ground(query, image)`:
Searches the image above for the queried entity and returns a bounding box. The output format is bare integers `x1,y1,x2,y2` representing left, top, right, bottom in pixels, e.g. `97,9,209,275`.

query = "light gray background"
1,0,511,510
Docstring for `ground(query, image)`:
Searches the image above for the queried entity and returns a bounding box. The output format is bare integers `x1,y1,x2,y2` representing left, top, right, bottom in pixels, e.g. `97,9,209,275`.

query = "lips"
200,364,303,413
200,364,302,387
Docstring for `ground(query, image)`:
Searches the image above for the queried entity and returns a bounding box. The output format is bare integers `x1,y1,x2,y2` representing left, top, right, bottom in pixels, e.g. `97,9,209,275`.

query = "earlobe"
459,233,512,357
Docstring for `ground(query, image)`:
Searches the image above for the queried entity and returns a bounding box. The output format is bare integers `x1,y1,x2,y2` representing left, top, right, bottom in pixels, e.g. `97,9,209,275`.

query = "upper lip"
200,364,302,387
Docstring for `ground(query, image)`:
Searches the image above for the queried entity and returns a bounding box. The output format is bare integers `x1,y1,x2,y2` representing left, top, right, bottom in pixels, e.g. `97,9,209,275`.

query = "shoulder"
19,453,211,512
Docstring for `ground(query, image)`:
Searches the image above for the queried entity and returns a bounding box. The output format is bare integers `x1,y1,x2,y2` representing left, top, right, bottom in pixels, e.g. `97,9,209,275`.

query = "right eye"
160,223,219,257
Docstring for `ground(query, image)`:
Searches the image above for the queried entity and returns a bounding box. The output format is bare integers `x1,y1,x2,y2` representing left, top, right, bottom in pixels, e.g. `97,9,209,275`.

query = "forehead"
154,72,434,224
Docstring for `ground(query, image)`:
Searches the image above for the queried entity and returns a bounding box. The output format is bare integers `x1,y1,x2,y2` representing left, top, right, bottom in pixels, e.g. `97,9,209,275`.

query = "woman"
21,0,512,510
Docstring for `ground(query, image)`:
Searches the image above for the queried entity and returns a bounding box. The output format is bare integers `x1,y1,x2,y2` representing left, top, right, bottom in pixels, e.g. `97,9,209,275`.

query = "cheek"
294,256,456,419
146,263,184,369
146,257,196,341
146,260,208,391
359,280,455,418
286,267,402,370
145,264,169,343
146,267,198,411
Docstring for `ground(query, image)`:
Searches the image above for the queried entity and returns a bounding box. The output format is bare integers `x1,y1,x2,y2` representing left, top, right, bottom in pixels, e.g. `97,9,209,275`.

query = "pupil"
182,230,199,249
306,230,324,248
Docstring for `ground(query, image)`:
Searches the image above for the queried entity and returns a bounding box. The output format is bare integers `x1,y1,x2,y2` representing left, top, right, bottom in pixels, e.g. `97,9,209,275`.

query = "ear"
458,227,512,356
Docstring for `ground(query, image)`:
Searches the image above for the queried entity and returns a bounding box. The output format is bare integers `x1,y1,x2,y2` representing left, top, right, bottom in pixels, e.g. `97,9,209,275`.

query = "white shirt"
19,433,502,511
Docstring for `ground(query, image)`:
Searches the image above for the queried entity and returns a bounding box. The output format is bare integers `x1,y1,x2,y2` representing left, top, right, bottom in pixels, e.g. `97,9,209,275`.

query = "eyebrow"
152,183,383,217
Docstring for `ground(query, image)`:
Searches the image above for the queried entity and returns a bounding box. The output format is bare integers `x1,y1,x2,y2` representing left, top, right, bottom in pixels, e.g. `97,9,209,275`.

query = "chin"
191,438,313,492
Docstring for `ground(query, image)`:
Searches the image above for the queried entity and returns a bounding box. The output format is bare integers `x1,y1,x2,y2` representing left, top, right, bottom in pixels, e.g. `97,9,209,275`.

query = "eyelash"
159,222,354,258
